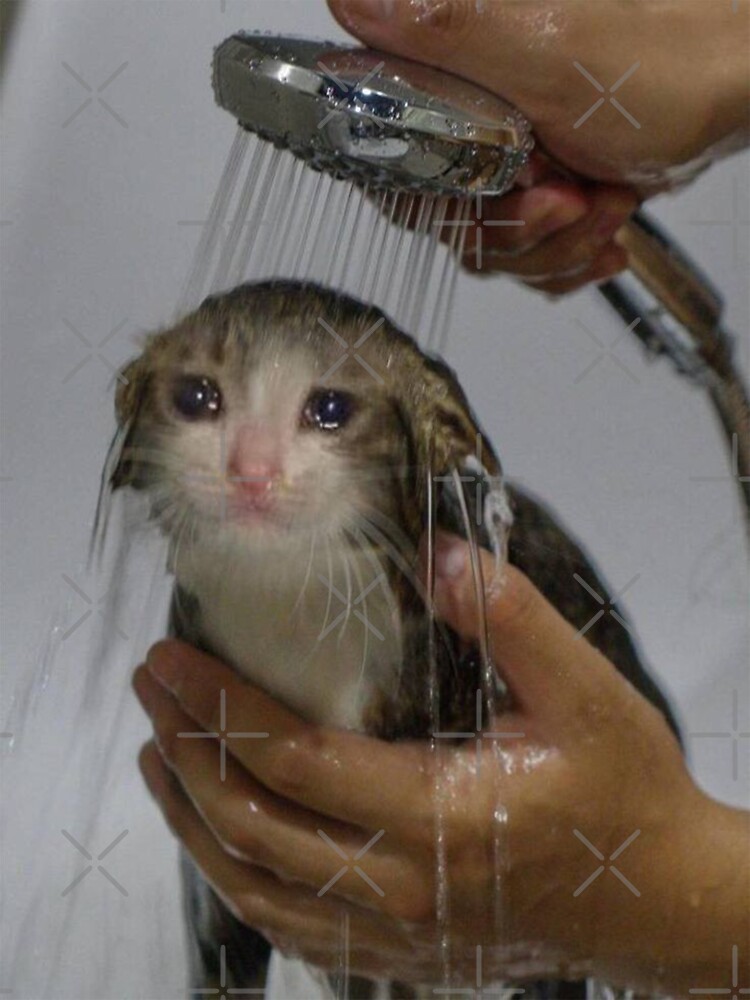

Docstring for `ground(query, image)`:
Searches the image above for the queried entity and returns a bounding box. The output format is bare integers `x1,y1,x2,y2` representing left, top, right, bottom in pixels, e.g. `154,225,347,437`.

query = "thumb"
326,0,570,123
431,532,629,737
327,1,520,98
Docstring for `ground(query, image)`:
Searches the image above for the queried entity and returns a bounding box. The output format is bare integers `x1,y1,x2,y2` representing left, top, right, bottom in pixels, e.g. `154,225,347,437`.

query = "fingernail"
534,201,588,237
147,648,180,687
593,213,627,244
132,668,154,712
594,245,629,282
339,0,395,23
433,533,467,581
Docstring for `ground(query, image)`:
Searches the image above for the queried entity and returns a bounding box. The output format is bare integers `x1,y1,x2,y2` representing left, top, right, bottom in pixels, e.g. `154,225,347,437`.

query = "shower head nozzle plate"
213,33,533,196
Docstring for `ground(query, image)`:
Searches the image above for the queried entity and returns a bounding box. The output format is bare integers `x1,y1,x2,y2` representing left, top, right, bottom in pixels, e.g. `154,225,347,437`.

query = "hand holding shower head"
212,32,749,526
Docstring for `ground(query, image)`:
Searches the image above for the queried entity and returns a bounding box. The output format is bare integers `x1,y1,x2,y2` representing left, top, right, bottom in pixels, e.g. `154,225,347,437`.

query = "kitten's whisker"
317,536,335,643
331,544,352,646
346,529,372,689
290,528,318,618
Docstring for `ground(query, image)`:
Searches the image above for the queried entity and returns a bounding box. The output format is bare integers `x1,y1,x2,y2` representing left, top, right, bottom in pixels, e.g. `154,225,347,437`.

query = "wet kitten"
109,280,678,1000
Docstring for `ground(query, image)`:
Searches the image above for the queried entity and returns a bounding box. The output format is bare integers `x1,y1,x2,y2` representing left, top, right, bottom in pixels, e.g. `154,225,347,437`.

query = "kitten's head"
111,281,500,554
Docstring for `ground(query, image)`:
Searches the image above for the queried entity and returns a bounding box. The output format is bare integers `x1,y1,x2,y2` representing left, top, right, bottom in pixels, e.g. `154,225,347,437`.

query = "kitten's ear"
110,355,150,491
409,355,514,561
435,440,514,563
114,356,149,428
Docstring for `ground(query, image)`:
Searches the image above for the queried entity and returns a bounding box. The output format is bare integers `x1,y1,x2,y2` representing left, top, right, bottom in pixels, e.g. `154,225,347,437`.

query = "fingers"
522,244,629,296
132,666,429,914
390,177,634,294
137,740,403,959
140,640,435,842
430,533,630,740
460,184,635,289
459,183,589,261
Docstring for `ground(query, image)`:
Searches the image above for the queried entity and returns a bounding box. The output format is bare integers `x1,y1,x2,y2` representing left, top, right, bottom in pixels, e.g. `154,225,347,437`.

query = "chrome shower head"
212,33,533,196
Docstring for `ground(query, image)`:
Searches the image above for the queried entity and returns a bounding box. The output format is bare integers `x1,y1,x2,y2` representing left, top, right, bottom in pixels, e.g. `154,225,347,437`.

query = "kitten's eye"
172,375,222,420
302,389,354,431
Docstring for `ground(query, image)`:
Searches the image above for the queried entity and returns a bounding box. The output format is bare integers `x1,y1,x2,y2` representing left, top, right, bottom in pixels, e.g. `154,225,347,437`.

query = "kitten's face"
117,302,414,551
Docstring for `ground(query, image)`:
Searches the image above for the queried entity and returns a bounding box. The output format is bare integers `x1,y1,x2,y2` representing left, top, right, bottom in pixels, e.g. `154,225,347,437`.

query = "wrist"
595,785,750,995
700,2,750,160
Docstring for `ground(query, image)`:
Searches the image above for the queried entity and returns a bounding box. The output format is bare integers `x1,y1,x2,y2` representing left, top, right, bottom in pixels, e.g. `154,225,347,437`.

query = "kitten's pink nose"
228,424,282,498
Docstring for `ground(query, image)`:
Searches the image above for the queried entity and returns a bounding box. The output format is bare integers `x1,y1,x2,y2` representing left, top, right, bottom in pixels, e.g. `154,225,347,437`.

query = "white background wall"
1,2,748,997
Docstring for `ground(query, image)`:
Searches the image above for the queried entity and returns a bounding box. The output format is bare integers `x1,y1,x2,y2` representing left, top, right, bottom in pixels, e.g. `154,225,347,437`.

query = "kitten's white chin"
172,530,403,731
